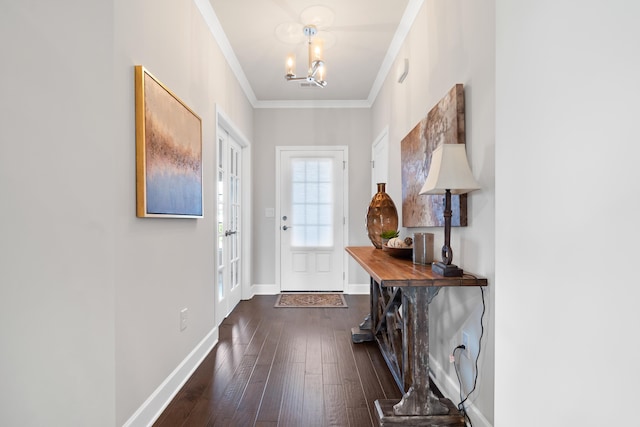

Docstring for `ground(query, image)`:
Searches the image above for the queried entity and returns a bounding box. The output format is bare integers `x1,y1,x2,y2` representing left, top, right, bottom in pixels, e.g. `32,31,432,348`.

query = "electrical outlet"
180,308,188,331
461,331,470,358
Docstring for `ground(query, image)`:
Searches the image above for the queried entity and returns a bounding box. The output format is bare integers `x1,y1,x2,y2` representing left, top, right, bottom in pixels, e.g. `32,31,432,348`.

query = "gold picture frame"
134,65,203,218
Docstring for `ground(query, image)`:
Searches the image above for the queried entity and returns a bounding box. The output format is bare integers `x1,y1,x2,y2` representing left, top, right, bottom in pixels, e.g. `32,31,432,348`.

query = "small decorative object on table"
412,232,434,265
380,229,399,247
382,236,413,259
382,245,413,259
366,183,398,249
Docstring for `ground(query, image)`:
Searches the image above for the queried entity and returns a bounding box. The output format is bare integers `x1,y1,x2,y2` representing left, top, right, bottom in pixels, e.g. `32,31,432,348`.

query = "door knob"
282,225,290,231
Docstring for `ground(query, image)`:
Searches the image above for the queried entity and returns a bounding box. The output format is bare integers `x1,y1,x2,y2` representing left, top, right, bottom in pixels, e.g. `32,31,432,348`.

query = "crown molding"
254,99,371,109
367,0,424,105
193,0,258,106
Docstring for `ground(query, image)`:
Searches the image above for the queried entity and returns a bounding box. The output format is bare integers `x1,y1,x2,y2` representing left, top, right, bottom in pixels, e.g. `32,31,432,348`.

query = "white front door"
215,127,242,325
277,147,347,292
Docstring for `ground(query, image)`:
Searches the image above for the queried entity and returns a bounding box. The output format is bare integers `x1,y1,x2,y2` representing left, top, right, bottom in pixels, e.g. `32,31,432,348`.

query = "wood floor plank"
365,343,403,400
256,321,284,367
254,332,293,423
323,383,349,427
347,406,375,427
333,330,369,410
174,361,235,426
305,335,323,375
277,362,305,427
209,318,275,425
209,354,258,426
351,341,388,423
228,363,271,426
322,361,341,385
152,345,219,426
302,373,325,426
235,322,284,424
288,333,307,364
321,331,339,364
153,342,241,427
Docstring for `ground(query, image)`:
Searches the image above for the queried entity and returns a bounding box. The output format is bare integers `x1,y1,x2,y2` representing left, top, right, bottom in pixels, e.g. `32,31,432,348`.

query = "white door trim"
371,126,389,195
275,146,349,292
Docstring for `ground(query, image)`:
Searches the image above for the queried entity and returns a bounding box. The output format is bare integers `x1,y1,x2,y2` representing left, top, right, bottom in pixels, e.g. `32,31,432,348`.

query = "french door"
215,127,242,325
276,146,347,292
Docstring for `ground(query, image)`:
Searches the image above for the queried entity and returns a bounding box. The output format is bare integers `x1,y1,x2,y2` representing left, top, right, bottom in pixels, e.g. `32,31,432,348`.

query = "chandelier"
284,25,327,88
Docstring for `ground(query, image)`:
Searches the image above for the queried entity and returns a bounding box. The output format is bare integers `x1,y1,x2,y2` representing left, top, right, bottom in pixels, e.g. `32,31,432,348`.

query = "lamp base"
432,262,463,277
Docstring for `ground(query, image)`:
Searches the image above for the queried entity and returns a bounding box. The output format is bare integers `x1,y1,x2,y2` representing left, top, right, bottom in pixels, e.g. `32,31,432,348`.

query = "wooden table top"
346,246,487,288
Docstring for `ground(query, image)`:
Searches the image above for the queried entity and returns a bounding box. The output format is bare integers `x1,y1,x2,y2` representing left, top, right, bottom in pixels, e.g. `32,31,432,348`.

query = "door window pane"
290,158,333,248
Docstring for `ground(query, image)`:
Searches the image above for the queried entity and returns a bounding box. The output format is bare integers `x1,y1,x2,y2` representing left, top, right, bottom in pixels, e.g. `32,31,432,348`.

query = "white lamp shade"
419,143,480,195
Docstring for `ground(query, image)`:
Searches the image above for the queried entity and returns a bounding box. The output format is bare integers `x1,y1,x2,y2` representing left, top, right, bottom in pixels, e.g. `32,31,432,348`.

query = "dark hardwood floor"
153,294,403,427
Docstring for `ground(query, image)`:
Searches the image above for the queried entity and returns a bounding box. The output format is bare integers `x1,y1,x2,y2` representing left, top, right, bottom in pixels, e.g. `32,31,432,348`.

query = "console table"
346,246,487,426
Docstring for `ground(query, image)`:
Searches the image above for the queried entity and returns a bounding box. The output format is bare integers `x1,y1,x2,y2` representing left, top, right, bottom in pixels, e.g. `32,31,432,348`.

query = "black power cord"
452,286,486,427
452,345,471,426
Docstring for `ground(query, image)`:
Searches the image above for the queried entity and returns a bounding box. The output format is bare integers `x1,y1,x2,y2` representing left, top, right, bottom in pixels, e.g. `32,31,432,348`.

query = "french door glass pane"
217,148,224,301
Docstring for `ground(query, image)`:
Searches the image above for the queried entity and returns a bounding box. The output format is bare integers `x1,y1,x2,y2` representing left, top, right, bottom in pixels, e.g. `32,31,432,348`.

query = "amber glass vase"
366,183,398,249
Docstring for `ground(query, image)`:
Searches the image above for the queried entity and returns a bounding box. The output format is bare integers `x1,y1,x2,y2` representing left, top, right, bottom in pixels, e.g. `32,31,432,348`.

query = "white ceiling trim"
193,0,258,106
254,100,371,109
367,0,424,105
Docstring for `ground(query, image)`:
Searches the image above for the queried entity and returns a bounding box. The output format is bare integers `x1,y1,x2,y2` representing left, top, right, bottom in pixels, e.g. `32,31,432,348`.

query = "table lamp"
419,143,480,277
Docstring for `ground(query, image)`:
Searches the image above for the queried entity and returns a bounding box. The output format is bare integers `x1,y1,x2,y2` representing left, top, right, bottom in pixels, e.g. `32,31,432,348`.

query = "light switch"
265,208,275,218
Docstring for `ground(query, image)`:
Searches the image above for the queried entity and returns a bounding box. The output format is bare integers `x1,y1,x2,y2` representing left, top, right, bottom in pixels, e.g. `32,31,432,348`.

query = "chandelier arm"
285,75,307,82
307,35,313,75
309,60,323,78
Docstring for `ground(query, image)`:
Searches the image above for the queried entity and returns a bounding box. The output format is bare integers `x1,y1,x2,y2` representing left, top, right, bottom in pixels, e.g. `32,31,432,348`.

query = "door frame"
371,126,389,195
275,146,349,292
215,106,251,322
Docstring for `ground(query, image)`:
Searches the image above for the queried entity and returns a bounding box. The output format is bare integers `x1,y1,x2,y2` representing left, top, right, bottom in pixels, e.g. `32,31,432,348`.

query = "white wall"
371,0,495,425
0,1,254,425
495,1,640,426
252,108,373,289
0,2,116,425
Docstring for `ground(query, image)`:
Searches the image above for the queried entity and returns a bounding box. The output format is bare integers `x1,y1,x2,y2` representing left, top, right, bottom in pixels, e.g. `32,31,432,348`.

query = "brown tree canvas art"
401,84,467,227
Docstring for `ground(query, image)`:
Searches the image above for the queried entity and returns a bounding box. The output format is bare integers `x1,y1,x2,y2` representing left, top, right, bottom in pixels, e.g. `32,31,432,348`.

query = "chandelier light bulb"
285,55,296,76
312,39,324,62
318,64,325,81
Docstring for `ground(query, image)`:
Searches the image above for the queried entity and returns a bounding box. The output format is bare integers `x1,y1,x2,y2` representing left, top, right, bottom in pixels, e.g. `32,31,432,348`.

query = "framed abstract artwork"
135,65,203,218
401,84,467,227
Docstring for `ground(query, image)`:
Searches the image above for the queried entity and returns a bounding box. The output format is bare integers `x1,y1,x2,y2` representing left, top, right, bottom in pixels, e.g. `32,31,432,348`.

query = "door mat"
274,293,348,308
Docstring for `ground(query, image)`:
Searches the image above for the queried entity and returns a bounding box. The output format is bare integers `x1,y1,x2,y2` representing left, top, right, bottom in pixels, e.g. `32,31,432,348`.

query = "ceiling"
204,0,421,107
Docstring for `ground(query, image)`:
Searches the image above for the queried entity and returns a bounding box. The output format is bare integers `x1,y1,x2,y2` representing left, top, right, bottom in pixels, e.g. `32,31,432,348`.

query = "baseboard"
429,355,493,427
250,283,370,296
345,283,370,294
250,283,279,296
122,327,219,427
